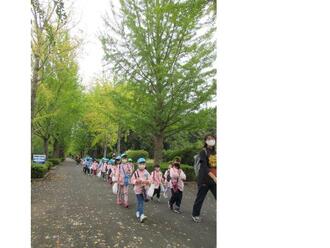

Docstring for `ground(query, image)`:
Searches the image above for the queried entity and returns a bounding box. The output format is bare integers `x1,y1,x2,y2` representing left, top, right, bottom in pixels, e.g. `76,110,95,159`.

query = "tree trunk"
31,58,40,118
59,145,65,158
43,137,49,158
52,138,60,158
103,141,107,158
153,132,164,165
117,127,121,154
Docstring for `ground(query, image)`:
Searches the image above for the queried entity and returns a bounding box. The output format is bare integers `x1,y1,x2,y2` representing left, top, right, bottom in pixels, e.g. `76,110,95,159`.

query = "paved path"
31,159,216,248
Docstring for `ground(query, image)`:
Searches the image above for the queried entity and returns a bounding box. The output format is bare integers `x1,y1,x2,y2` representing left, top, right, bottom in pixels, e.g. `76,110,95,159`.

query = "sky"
68,0,111,88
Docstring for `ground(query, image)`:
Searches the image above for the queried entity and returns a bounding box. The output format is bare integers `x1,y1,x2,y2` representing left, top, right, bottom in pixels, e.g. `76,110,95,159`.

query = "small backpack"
166,170,171,182
193,148,207,178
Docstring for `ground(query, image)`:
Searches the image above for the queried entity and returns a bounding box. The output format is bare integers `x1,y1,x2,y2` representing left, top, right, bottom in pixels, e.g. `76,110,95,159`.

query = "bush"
145,162,196,181
31,163,48,178
48,158,60,165
61,157,65,162
45,161,53,169
164,145,201,166
126,150,149,162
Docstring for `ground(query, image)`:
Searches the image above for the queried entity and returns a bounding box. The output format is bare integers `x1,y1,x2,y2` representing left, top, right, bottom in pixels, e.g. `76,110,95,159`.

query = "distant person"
168,162,186,214
192,134,217,223
91,160,98,176
101,161,107,181
107,159,115,184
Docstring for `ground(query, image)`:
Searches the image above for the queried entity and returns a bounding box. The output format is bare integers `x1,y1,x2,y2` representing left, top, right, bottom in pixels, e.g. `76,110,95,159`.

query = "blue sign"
33,154,46,164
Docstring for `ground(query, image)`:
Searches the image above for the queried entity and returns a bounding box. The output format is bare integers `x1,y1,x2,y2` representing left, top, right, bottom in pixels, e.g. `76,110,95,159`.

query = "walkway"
31,159,216,248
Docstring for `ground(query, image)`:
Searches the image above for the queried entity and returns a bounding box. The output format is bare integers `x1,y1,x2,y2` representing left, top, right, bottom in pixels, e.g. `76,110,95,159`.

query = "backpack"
194,148,207,178
121,165,130,186
166,170,171,182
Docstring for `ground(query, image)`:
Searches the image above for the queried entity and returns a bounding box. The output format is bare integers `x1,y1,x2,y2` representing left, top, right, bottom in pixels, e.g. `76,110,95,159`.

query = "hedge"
126,150,149,162
163,145,201,166
145,162,196,181
48,158,61,165
31,163,49,178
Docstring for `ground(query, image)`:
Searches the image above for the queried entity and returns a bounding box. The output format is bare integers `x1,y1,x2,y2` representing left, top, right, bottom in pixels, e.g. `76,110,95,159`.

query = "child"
150,164,164,202
101,161,107,181
107,159,114,184
111,156,121,183
163,162,172,198
91,160,98,176
116,154,133,207
131,157,151,223
168,162,186,214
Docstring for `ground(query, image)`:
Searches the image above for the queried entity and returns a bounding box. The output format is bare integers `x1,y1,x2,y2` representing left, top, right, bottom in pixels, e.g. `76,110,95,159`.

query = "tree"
31,0,68,118
100,0,216,164
32,27,82,158
81,80,135,157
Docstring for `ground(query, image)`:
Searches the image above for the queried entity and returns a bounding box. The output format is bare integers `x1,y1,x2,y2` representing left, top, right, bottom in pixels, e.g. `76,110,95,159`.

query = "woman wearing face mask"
192,134,217,223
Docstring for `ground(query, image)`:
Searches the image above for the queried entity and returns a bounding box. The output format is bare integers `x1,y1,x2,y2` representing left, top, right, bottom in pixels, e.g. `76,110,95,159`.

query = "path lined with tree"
32,159,216,248
31,0,216,165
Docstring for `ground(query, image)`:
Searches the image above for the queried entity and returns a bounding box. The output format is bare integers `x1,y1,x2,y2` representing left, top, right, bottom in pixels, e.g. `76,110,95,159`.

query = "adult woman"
192,134,217,223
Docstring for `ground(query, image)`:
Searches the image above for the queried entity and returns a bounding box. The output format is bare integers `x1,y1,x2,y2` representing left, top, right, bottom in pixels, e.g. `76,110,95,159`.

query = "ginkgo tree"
81,80,135,157
32,26,82,158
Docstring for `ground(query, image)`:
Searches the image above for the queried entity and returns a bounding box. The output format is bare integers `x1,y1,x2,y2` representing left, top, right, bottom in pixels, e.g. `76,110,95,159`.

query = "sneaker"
173,208,182,214
124,204,129,208
157,198,161,203
192,216,201,223
136,211,140,219
168,201,173,210
150,197,153,201
163,192,168,199
140,214,147,223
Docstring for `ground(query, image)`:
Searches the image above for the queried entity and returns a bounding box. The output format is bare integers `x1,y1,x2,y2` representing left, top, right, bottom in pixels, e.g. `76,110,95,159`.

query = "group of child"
81,154,186,223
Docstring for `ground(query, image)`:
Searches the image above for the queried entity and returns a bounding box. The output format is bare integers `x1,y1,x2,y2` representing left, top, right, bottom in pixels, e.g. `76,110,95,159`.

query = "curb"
31,171,50,182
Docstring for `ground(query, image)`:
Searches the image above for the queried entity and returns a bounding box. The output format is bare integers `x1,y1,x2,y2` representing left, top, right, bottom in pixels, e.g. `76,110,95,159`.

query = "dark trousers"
169,189,183,209
192,182,216,217
83,167,89,174
153,186,161,198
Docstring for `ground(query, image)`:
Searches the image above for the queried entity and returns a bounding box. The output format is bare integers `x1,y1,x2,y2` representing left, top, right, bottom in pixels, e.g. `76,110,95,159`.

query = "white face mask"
138,164,145,170
206,139,216,147
122,159,128,163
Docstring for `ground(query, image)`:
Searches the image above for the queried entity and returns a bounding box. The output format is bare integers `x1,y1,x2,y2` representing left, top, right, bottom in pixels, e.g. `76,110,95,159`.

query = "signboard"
33,154,46,164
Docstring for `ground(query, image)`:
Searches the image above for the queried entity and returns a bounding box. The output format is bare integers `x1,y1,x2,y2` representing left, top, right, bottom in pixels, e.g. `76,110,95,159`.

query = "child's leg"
175,190,183,209
169,189,176,208
123,185,129,206
117,185,122,204
156,186,161,199
139,194,144,216
136,194,144,216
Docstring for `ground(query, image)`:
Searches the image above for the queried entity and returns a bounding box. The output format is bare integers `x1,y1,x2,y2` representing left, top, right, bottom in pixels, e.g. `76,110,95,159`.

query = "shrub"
61,157,65,162
126,150,149,162
45,161,53,169
31,163,48,178
164,145,201,166
48,158,60,165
